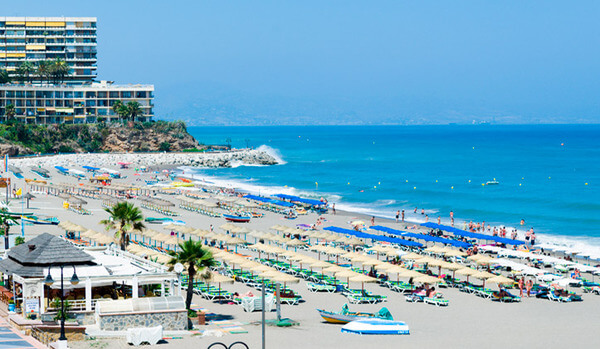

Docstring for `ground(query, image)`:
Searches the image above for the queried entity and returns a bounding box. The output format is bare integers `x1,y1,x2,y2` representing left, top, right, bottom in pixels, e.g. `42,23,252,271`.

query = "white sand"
6,155,599,349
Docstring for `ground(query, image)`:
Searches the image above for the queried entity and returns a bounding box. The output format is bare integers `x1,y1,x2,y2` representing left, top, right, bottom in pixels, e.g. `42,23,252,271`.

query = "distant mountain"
152,81,600,126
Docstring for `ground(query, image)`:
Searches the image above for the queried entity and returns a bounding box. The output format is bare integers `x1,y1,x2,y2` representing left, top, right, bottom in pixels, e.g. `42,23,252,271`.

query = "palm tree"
5,104,16,120
0,206,18,250
50,58,70,84
168,240,216,311
37,60,52,84
0,69,11,84
126,101,143,122
100,202,145,250
112,100,126,123
16,62,35,83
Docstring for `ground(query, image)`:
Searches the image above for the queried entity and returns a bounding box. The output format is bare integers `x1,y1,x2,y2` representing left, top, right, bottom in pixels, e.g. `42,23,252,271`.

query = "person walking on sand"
371,216,375,226
437,216,441,225
526,279,533,297
425,215,429,222
518,277,524,297
401,210,405,222
332,203,336,215
396,210,400,223
531,232,536,246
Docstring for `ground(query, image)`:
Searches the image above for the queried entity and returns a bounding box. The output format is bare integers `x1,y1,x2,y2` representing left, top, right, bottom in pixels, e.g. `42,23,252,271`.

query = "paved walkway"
0,317,45,349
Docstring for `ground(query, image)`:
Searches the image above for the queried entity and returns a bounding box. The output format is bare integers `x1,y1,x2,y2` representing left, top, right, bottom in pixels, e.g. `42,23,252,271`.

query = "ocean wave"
256,145,287,165
174,167,600,258
229,161,270,168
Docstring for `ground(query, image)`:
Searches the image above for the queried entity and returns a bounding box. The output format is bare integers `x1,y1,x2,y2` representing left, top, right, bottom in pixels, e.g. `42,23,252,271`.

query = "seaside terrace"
0,233,185,338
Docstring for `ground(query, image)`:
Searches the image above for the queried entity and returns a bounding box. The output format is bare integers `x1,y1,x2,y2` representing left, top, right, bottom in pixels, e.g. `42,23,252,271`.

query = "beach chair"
307,282,337,293
424,295,449,307
404,294,424,303
346,294,384,304
280,296,302,305
548,291,570,302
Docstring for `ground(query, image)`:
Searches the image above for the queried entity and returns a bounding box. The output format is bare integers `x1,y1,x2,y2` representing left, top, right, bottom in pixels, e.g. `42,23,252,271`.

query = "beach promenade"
3,153,599,349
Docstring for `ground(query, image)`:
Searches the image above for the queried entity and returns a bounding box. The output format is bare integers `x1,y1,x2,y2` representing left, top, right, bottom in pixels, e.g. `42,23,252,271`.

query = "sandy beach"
4,153,600,349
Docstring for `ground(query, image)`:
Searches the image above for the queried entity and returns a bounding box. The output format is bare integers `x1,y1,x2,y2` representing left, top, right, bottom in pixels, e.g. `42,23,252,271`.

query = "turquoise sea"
186,125,600,254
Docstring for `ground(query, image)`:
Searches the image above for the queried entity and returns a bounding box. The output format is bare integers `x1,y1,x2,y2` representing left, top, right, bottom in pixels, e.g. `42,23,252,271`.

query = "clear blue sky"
9,1,600,125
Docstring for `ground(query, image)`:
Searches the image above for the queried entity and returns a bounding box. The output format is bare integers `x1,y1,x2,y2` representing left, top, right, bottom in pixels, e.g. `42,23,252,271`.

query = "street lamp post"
44,265,79,342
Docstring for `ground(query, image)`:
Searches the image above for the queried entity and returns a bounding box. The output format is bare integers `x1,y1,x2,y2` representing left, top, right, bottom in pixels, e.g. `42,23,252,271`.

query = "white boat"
341,319,409,335
486,180,500,185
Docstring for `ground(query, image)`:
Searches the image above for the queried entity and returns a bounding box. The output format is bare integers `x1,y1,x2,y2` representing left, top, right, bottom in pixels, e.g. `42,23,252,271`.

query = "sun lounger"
307,282,337,293
347,294,386,304
424,296,449,306
280,296,302,305
548,291,571,302
404,294,424,303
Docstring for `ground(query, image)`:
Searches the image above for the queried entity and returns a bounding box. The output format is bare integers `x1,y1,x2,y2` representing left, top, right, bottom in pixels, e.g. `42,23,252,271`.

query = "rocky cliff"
0,121,202,156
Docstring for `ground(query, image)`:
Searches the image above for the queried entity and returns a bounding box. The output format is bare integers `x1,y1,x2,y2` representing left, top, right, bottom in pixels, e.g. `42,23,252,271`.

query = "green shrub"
158,142,171,152
58,145,74,153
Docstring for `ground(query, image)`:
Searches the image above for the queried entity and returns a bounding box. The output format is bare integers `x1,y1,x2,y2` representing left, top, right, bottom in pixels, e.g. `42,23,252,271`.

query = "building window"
109,91,119,98
121,91,131,98
85,91,96,98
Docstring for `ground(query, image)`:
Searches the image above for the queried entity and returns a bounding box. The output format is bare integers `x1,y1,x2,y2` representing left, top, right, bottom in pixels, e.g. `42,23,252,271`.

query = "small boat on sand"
341,319,409,335
223,214,251,223
145,217,174,224
317,304,392,324
21,216,59,225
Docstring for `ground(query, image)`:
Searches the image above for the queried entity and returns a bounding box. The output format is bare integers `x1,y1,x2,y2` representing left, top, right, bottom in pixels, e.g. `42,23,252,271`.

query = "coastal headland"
0,121,206,156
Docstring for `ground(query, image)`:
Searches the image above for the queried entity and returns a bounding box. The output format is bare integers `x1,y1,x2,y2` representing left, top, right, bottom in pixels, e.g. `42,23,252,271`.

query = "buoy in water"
413,186,416,189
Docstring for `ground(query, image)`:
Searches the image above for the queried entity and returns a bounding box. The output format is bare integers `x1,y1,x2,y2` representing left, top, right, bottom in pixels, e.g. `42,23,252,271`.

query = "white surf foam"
256,145,287,165
175,167,600,260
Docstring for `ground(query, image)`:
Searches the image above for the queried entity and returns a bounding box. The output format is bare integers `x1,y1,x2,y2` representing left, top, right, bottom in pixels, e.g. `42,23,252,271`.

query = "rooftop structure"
0,17,97,83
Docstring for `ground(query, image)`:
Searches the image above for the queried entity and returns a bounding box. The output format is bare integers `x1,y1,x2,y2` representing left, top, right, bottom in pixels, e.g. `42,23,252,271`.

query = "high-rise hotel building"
0,17,154,123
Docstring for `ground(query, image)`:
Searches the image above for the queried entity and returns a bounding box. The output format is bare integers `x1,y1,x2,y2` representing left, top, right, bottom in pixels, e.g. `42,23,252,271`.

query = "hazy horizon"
8,1,600,125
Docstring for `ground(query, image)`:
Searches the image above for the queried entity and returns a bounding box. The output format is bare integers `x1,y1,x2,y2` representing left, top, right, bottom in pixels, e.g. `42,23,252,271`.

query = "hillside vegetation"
0,121,203,156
